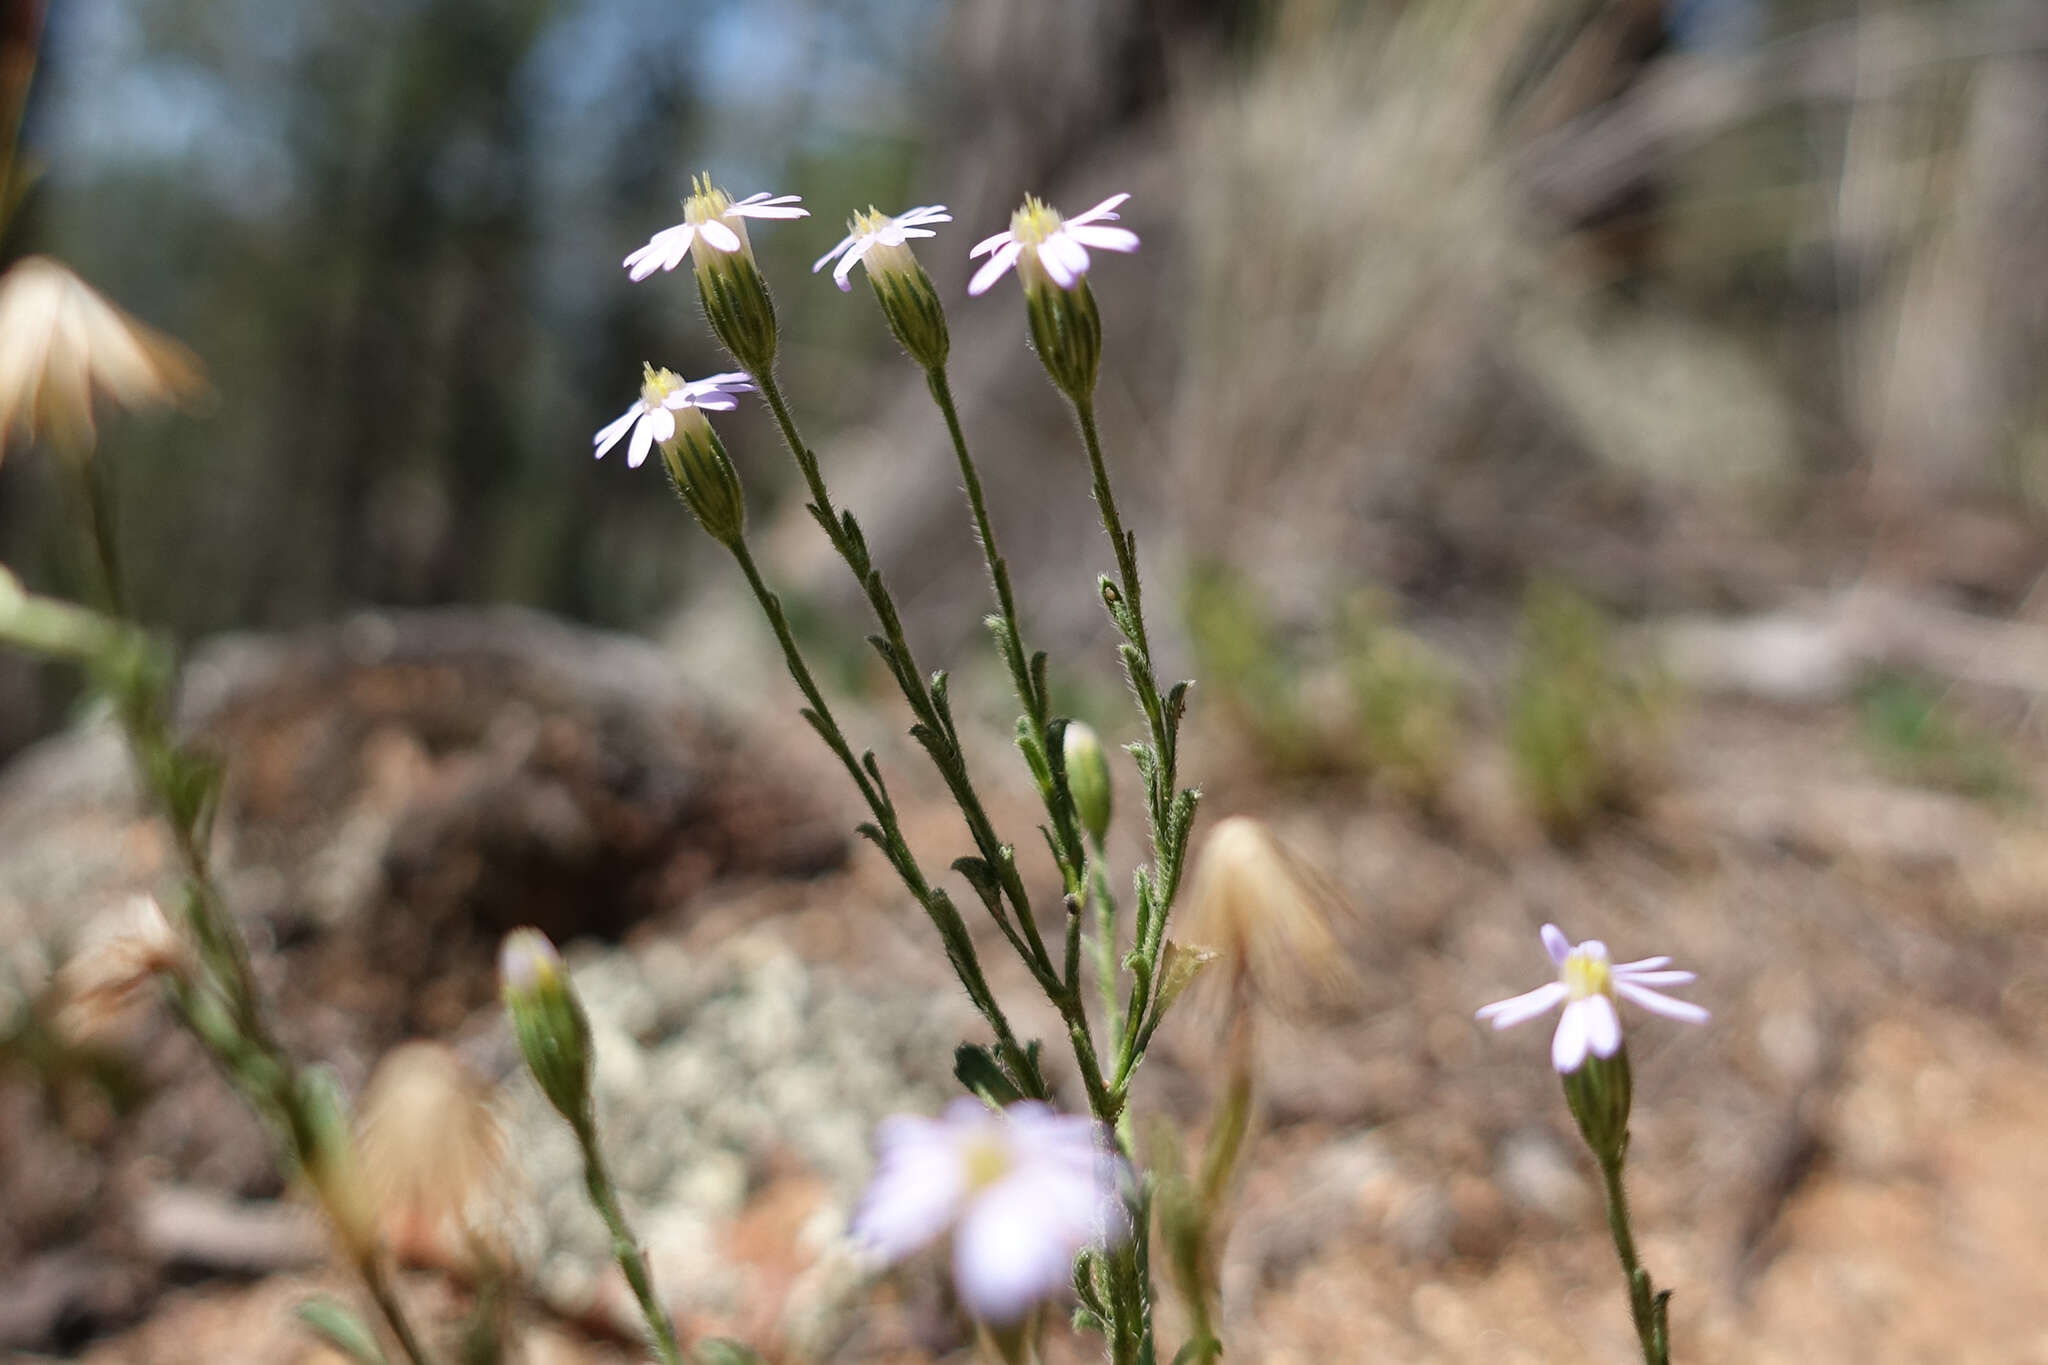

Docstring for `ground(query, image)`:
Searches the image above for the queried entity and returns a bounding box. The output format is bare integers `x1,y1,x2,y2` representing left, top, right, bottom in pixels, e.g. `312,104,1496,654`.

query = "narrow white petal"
644,408,675,443
1551,999,1592,1072
1068,192,1131,225
1066,224,1140,253
730,191,773,207
1038,244,1077,288
593,406,639,457
1616,982,1710,1024
699,219,743,253
897,205,951,227
733,202,809,220
833,242,867,289
1611,956,1671,973
693,371,754,390
900,227,937,239
1475,980,1567,1029
967,241,1022,296
1615,968,1695,988
1541,925,1571,965
1045,233,1091,280
1584,995,1622,1058
692,395,737,411
626,417,655,469
852,1127,965,1262
812,233,857,273
969,228,1014,259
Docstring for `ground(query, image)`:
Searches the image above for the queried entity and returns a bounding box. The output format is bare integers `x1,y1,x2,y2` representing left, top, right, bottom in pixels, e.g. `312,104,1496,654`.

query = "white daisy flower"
592,365,752,470
967,193,1139,297
812,204,952,291
852,1098,1128,1324
1476,923,1707,1073
623,181,809,282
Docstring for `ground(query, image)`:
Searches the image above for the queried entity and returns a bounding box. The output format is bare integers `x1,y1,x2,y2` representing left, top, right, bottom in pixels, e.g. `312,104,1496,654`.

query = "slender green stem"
925,366,1046,734
360,1257,437,1365
725,536,1043,1093
572,1117,684,1365
753,371,1067,985
1598,1153,1669,1365
53,506,445,1365
924,366,1091,891
1073,401,1149,660
1070,397,1195,1106
1087,852,1122,1048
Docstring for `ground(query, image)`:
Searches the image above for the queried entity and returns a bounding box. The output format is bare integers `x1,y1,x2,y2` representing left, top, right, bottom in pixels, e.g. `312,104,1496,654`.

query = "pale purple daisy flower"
967,193,1139,296
592,365,752,470
623,177,808,282
1476,923,1707,1073
852,1098,1129,1323
812,204,952,291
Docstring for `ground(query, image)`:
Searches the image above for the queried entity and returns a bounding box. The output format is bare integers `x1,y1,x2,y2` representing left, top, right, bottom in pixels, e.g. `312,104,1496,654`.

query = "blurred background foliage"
3,0,2045,776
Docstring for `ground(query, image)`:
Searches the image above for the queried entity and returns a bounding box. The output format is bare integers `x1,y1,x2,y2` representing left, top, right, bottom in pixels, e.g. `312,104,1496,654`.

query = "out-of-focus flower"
852,1098,1127,1324
967,193,1138,297
50,895,187,1043
357,1041,510,1269
812,204,951,292
1476,923,1707,1073
623,182,808,282
1178,815,1350,1010
0,256,205,459
593,365,752,470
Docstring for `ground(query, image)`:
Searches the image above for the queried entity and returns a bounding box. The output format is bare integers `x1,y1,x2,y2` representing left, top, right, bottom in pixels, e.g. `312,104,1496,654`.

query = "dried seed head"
1178,816,1351,1013
50,895,188,1044
0,257,205,460
357,1041,510,1268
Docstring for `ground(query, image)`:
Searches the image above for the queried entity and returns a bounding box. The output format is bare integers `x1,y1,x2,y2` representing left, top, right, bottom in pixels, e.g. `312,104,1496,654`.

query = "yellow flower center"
848,206,890,238
1563,947,1612,1001
683,172,733,225
640,363,681,408
960,1134,1015,1193
1008,196,1065,249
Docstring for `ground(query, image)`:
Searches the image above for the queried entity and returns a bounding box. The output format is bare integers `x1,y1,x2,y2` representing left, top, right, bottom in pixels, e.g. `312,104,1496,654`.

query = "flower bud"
842,211,950,371
1061,721,1113,846
499,928,593,1126
1561,1045,1634,1166
660,405,747,548
685,176,780,374
1024,274,1101,403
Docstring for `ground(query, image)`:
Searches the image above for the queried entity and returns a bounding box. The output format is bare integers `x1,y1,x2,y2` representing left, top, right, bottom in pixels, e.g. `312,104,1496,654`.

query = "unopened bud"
660,406,747,547
860,226,949,370
1062,721,1113,846
499,928,593,1125
1024,275,1101,403
1561,1046,1634,1166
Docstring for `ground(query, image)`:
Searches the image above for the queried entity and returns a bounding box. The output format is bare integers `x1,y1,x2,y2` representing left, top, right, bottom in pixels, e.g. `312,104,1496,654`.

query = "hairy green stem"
753,370,1070,995
724,536,1043,1094
1071,398,1194,1105
1598,1153,1670,1365
924,365,1089,890
572,1117,684,1365
52,505,444,1365
360,1257,438,1365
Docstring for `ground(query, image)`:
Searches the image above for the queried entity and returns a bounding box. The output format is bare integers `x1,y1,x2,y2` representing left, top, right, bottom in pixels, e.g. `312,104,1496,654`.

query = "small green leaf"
954,1044,1023,1107
295,1297,390,1365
